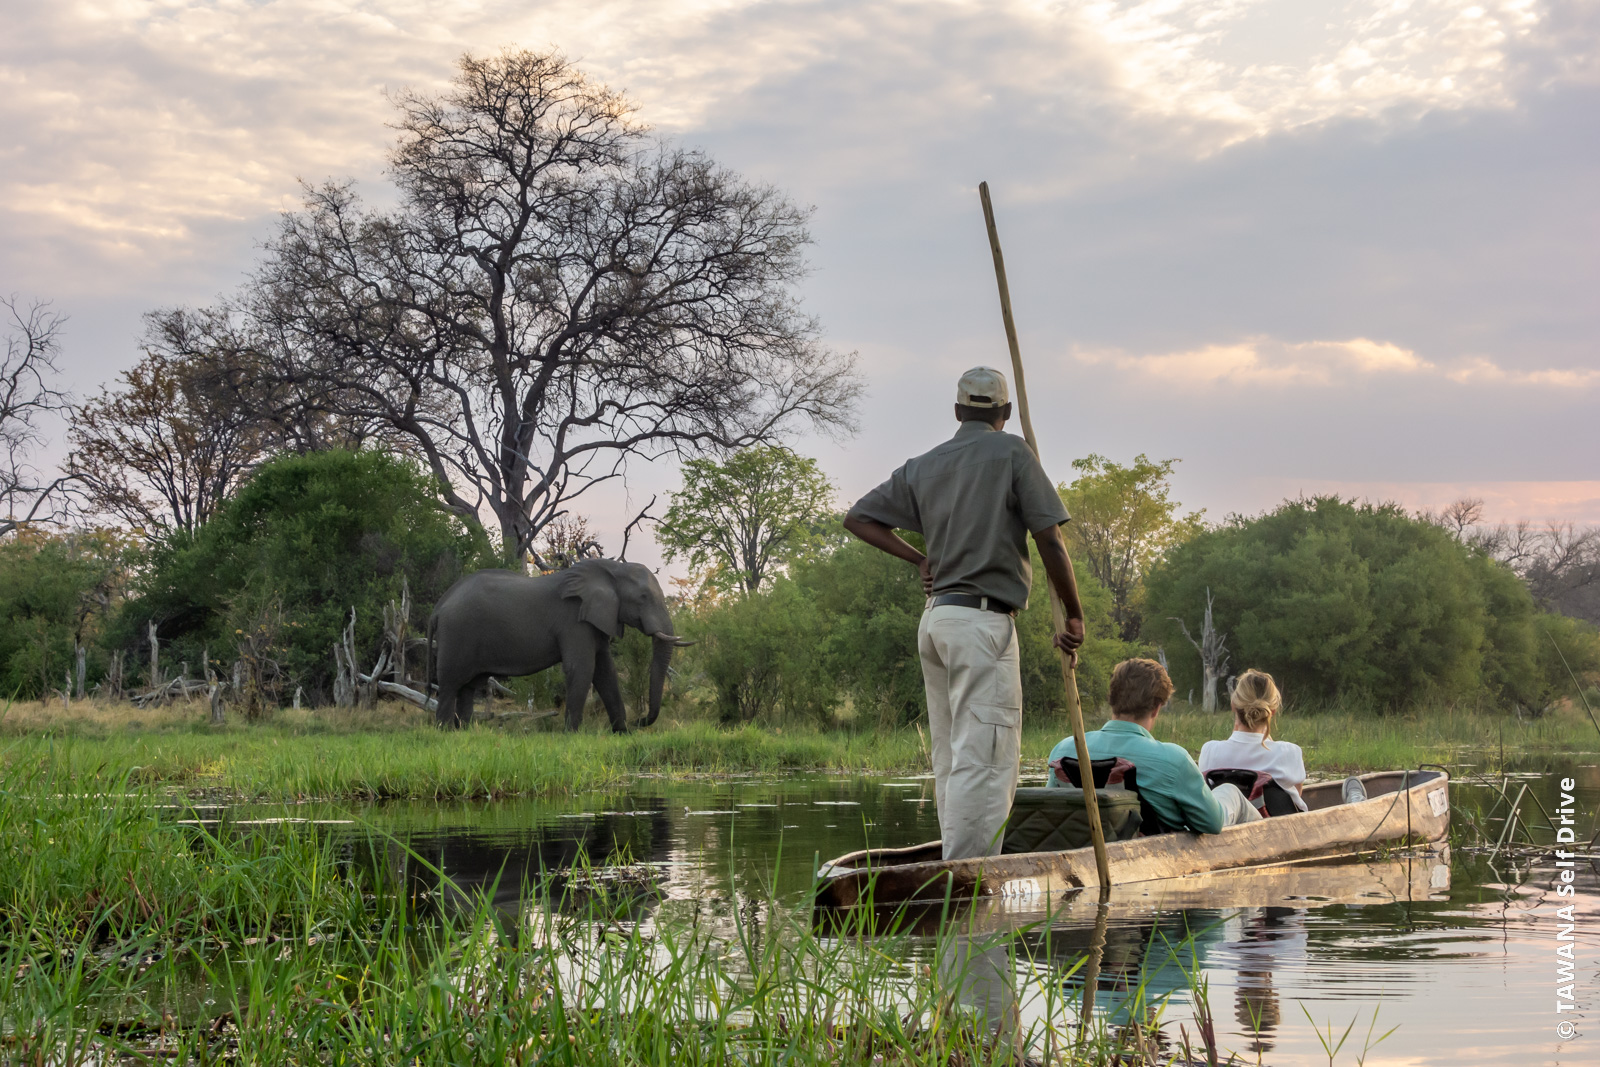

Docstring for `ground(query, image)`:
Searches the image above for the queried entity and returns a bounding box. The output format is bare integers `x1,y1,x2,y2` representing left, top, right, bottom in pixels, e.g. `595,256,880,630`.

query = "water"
201,763,1599,1065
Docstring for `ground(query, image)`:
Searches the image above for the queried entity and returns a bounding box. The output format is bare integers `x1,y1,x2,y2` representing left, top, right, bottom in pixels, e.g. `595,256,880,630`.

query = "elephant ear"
559,562,622,639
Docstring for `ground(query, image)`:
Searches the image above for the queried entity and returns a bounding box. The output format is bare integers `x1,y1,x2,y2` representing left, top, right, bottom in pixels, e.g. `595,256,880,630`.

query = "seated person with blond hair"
1046,658,1260,833
1198,669,1310,812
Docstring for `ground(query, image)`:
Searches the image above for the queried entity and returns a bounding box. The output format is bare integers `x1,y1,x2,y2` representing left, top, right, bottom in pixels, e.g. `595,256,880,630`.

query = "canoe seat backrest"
1050,756,1172,836
1050,755,1134,788
1204,768,1300,817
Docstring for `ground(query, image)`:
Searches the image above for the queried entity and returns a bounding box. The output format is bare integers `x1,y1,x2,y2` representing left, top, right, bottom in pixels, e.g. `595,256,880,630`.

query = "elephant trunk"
645,635,676,727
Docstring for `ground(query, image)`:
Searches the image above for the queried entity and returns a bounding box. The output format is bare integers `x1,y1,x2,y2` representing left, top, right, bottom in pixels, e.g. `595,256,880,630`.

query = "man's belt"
928,593,1017,616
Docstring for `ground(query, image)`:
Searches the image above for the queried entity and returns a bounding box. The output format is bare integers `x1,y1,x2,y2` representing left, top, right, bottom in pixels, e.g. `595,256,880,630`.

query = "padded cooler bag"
1001,786,1143,854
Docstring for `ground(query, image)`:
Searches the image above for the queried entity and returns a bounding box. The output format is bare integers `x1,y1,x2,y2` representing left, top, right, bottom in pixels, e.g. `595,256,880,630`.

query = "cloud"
4,0,1599,539
1076,0,1549,138
3,1,1592,273
1074,335,1600,389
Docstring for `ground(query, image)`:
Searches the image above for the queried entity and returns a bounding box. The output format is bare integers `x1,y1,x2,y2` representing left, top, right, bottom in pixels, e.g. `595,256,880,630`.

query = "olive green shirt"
846,421,1069,611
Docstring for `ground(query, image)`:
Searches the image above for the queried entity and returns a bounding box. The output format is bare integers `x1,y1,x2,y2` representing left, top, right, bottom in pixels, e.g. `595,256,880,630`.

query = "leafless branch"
619,494,659,562
1,296,75,535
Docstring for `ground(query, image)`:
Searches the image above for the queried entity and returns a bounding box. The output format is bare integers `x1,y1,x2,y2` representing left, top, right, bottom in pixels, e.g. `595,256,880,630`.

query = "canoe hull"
816,769,1449,909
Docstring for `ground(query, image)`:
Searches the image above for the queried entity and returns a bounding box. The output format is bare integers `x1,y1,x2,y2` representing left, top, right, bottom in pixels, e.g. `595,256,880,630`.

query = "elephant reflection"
376,803,676,924
426,559,692,730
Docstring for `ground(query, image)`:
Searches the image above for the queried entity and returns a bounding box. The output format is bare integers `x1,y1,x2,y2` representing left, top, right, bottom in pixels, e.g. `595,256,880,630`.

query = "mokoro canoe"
815,768,1450,909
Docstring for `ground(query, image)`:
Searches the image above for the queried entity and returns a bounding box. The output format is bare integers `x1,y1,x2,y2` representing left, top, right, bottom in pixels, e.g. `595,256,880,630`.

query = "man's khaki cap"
956,366,1009,408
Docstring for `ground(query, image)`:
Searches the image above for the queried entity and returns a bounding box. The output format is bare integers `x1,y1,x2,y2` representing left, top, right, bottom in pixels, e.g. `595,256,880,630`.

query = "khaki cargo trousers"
918,604,1023,860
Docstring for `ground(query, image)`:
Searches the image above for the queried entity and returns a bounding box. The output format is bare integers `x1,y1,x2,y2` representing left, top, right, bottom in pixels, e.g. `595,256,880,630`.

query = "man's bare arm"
1033,523,1086,653
842,514,934,594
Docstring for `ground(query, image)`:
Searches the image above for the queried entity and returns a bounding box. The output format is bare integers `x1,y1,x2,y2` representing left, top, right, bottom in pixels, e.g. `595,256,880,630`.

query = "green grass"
0,755,375,948
1148,700,1598,775
1,752,1235,1066
3,697,1593,802
1,715,930,800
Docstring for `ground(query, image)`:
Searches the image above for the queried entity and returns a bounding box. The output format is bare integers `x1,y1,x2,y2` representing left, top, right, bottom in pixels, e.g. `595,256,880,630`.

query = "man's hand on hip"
919,555,934,594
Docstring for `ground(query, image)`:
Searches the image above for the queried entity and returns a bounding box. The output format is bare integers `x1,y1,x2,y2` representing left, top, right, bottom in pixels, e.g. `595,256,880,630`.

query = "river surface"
207,761,1599,1066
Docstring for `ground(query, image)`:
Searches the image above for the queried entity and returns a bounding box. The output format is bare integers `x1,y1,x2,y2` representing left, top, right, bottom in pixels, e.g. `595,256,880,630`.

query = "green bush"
1016,540,1145,718
792,537,926,726
1534,612,1600,713
679,529,1137,729
0,529,137,699
1144,496,1592,709
115,450,491,702
687,579,836,725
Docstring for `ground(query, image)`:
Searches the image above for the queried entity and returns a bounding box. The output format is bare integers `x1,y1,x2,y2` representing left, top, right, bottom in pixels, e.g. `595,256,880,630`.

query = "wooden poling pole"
978,181,1113,891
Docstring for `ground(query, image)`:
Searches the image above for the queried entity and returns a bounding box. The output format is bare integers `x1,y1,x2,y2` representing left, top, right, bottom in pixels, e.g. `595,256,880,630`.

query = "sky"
3,0,1597,569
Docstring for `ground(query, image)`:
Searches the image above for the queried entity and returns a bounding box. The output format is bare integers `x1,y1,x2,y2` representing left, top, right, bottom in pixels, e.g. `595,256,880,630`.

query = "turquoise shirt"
1046,719,1226,834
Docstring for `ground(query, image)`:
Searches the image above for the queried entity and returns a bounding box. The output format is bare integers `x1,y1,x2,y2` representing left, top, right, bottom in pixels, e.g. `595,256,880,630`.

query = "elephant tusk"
654,631,696,647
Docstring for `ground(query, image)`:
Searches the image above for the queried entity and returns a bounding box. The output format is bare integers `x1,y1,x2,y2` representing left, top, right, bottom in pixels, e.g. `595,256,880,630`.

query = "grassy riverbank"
2,697,1594,801
1,755,1236,1067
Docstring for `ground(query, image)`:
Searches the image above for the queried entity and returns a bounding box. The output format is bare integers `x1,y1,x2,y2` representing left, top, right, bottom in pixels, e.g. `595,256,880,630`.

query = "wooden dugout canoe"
814,768,1450,910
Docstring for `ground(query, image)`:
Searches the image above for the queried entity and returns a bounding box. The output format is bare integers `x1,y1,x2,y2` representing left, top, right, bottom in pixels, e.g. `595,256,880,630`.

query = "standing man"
843,367,1087,860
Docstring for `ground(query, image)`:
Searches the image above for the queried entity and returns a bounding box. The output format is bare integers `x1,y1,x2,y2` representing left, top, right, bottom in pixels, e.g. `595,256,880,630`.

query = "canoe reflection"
821,851,1449,1047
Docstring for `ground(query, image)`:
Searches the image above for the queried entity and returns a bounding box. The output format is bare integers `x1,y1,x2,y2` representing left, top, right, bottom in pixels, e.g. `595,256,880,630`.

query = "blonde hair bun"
1231,669,1281,730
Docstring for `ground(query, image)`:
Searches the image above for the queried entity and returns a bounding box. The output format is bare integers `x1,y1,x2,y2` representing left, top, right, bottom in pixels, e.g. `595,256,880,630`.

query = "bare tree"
1,296,74,536
1419,496,1485,538
1521,522,1600,620
68,320,270,535
239,49,856,563
1172,588,1230,712
143,306,385,456
1424,497,1600,624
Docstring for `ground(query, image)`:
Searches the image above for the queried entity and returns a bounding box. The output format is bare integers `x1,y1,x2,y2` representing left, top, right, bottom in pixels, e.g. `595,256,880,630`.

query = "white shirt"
1198,731,1309,812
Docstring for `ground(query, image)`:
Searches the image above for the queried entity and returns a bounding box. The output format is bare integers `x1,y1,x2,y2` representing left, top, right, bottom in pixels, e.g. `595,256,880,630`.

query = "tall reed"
4,751,1236,1065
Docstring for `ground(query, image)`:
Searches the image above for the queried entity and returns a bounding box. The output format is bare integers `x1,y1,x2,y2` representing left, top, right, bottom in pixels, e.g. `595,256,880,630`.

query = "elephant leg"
434,675,460,728
592,641,629,734
563,656,594,732
452,678,479,728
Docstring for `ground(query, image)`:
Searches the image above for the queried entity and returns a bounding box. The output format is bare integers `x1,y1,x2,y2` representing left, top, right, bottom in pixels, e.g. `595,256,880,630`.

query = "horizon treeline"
2,443,1596,726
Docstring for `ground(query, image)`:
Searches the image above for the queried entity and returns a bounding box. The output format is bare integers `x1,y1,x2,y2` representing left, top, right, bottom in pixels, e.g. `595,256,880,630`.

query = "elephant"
425,559,693,731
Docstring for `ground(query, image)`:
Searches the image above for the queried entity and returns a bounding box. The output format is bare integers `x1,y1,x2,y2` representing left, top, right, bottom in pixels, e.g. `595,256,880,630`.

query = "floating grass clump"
0,754,372,949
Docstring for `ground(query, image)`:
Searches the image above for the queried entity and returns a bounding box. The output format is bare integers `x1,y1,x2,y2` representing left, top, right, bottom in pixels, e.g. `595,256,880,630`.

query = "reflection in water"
203,764,1600,1065
936,929,1020,1050
379,800,675,922
1229,907,1304,1053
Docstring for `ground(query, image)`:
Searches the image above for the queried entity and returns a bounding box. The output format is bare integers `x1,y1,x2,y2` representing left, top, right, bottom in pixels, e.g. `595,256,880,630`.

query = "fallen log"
373,679,437,712
129,676,209,708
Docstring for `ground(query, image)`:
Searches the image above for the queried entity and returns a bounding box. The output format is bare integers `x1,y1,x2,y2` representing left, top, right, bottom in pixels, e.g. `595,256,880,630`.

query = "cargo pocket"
983,617,1023,709
971,702,1022,767
971,702,1020,730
